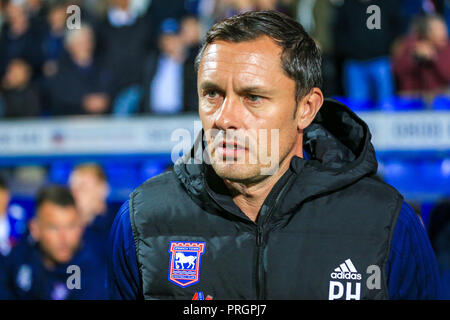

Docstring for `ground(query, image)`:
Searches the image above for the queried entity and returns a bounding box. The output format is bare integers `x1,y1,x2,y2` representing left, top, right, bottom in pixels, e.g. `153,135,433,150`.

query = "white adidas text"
328,259,381,300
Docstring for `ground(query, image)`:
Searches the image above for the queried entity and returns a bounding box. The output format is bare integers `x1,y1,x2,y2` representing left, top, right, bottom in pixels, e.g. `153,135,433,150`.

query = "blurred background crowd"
0,0,449,299
0,0,449,118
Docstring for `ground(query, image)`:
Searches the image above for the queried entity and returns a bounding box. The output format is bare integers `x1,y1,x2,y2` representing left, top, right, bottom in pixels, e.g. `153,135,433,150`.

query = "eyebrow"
199,81,274,96
237,86,273,96
199,81,223,92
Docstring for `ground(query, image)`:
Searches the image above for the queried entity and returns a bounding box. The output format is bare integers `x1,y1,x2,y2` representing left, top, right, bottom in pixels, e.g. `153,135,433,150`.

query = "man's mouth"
215,140,247,158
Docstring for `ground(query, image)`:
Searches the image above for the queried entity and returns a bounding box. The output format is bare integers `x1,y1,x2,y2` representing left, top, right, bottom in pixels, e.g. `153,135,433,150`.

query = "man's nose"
57,229,69,244
213,94,242,130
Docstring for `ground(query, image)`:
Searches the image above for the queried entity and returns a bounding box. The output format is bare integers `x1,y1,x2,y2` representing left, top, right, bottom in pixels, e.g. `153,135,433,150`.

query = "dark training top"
0,235,109,300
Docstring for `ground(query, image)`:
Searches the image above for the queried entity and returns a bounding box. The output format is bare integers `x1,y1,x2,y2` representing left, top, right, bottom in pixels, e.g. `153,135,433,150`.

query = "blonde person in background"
69,163,117,263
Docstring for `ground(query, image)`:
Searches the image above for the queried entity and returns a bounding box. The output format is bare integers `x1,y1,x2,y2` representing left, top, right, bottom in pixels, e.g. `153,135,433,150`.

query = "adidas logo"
330,259,362,281
329,259,362,300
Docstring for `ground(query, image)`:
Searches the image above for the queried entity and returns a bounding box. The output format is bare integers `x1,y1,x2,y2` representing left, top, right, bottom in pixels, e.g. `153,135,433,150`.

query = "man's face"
3,59,31,89
48,6,67,32
159,33,182,57
69,170,108,216
30,202,83,265
6,4,27,27
111,0,130,10
198,36,301,183
67,28,95,62
427,18,448,48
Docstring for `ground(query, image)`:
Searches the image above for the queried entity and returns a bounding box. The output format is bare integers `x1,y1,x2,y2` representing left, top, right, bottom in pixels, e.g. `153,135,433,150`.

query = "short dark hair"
195,10,322,102
36,185,75,210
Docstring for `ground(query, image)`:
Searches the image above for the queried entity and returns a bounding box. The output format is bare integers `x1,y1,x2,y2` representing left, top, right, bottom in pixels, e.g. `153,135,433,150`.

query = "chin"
53,252,74,264
211,162,267,183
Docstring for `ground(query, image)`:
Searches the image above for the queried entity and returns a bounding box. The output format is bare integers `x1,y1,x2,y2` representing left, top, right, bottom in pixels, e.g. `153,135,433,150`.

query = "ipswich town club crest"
168,241,206,287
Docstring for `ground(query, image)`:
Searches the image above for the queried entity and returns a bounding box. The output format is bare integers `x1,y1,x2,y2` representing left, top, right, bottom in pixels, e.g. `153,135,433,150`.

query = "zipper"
202,165,297,299
256,225,263,247
255,224,265,299
254,172,296,300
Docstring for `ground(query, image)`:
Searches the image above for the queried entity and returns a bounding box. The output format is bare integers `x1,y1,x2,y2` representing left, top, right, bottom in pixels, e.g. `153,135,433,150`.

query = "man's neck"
81,201,107,226
73,55,93,68
224,147,303,222
42,256,56,270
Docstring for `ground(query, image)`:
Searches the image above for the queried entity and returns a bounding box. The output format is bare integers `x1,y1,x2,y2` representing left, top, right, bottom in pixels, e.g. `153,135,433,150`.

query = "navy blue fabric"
83,204,119,265
0,236,109,300
107,199,442,300
107,201,141,299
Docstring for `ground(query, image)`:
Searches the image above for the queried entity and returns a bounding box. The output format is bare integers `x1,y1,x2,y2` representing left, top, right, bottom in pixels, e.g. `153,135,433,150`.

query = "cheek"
71,226,83,241
66,232,81,248
41,232,57,248
269,120,298,154
200,110,216,139
198,95,220,116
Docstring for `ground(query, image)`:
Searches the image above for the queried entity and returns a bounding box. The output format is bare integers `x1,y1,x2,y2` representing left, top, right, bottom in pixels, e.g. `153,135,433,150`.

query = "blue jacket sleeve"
386,201,442,299
107,201,142,300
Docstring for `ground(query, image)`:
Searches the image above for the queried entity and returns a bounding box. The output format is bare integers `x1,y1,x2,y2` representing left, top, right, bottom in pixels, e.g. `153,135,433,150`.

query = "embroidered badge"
168,241,206,287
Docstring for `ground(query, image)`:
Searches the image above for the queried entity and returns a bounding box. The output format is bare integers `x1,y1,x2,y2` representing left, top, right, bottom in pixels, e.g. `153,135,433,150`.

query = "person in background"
41,2,68,78
47,24,112,116
201,0,293,26
180,15,201,51
256,0,292,15
214,0,256,22
295,0,341,97
25,0,47,28
142,17,198,114
96,0,154,115
145,0,189,35
68,163,117,263
393,14,450,99
335,0,402,109
0,0,44,80
0,185,108,299
0,58,41,118
0,176,28,257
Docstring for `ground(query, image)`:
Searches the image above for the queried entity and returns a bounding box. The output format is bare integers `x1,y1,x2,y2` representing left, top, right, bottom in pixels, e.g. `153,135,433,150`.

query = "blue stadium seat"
418,160,446,193
382,159,450,195
104,162,140,190
140,160,168,183
330,96,376,112
438,159,450,194
382,160,419,193
49,161,74,184
431,95,450,110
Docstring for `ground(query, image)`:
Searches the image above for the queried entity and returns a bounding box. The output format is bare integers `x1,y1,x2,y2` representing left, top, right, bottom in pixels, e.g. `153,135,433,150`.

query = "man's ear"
296,88,324,131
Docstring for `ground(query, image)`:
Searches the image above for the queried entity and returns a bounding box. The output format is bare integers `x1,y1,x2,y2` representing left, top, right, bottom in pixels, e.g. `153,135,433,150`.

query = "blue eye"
247,95,261,102
206,90,219,98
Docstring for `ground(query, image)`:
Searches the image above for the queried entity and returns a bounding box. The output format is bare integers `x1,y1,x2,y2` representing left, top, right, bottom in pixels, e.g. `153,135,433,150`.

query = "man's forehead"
198,39,289,91
38,202,77,220
199,37,283,74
